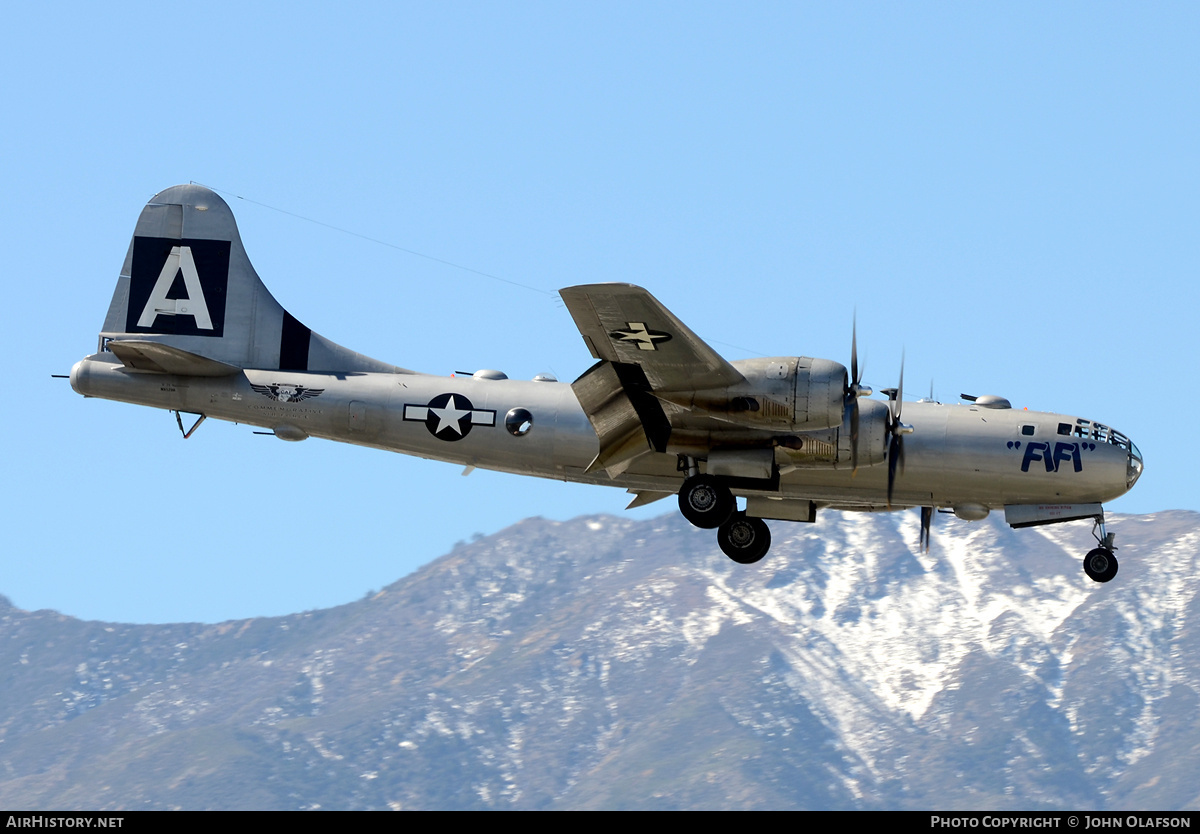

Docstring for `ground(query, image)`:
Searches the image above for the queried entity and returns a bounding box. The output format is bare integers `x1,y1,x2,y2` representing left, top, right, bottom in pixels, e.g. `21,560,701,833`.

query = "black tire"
678,474,734,529
1083,547,1119,583
718,512,771,564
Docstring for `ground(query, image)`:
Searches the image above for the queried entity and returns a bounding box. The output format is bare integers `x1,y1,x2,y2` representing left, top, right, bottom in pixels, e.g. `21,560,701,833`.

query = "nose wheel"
1083,547,1118,583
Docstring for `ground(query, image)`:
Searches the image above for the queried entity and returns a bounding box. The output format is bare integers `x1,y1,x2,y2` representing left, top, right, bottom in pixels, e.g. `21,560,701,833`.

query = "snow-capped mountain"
0,509,1195,809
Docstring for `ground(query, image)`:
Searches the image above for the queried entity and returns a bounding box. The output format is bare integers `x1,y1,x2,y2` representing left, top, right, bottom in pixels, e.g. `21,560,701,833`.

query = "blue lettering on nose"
1053,441,1083,473
1018,440,1083,472
1021,441,1050,472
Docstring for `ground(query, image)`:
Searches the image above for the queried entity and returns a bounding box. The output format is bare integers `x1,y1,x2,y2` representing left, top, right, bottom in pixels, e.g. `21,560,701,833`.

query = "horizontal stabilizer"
107,340,242,376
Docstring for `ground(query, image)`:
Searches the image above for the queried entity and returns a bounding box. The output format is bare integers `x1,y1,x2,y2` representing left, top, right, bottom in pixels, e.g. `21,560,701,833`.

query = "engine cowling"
662,356,892,469
775,397,890,469
698,356,848,432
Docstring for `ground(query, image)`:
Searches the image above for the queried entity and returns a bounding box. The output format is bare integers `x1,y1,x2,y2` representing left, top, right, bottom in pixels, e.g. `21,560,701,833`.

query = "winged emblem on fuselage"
250,383,325,403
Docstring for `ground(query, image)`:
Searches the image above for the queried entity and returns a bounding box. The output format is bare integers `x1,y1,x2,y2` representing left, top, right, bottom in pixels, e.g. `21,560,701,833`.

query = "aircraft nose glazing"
1127,439,1144,489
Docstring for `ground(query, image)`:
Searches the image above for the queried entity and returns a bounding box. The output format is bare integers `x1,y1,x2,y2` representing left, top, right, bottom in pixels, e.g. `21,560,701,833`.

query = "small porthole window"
505,407,533,436
1021,424,1036,436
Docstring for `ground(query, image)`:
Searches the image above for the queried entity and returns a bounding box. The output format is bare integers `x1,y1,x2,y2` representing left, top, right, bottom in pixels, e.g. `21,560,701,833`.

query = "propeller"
919,506,933,552
883,351,913,508
845,315,872,473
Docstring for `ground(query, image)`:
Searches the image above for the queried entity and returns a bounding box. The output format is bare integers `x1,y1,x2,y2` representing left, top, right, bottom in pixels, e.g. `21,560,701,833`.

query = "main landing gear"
677,474,734,529
717,512,771,564
678,465,772,564
1083,517,1119,583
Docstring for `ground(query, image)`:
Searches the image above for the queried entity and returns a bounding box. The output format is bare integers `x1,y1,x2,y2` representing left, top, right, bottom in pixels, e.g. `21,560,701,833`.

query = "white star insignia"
610,322,671,350
429,395,471,435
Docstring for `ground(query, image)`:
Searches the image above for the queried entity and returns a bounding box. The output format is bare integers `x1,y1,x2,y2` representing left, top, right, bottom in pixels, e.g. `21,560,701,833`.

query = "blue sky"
2,3,1196,623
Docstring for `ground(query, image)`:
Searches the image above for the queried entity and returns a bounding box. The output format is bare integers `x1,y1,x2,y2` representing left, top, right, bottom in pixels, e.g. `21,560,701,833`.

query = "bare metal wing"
558,284,744,392
559,284,749,478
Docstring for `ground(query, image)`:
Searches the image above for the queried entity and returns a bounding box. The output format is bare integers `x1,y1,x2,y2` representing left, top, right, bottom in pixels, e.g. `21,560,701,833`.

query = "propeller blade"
850,399,860,474
884,351,911,507
846,314,870,475
887,434,900,508
920,506,932,552
845,316,871,399
851,314,859,390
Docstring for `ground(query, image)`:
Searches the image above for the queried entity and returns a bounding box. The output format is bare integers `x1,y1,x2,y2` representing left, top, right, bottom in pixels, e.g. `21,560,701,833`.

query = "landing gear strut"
1083,516,1119,583
717,512,771,564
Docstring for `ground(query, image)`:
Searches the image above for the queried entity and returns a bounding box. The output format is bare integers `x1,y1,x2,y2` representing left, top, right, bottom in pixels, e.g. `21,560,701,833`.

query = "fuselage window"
1058,422,1072,436
1020,424,1036,436
505,407,534,436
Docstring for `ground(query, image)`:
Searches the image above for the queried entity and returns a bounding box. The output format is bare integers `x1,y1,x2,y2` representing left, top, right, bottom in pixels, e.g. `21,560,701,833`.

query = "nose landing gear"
1083,516,1119,583
1083,547,1118,583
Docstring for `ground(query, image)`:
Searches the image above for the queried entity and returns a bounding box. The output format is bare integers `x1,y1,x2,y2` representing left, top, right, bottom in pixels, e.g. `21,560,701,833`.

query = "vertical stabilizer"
99,184,402,374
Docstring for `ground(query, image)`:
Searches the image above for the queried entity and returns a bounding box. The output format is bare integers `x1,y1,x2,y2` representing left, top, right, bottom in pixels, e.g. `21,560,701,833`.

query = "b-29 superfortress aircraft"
70,185,1144,581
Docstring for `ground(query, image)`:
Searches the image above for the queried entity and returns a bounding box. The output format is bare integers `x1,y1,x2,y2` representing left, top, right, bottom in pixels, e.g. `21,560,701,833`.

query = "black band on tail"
279,312,311,371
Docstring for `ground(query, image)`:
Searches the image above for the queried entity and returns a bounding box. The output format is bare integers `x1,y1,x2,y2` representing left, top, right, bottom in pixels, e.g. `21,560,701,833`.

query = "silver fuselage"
71,353,1140,512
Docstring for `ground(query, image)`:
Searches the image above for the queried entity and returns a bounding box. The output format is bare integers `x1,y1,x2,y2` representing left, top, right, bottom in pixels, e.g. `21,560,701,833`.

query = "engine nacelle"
682,356,848,432
775,397,890,470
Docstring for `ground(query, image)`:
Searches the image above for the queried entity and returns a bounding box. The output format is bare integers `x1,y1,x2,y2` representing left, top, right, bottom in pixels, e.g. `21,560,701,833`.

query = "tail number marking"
138,246,212,329
126,237,230,337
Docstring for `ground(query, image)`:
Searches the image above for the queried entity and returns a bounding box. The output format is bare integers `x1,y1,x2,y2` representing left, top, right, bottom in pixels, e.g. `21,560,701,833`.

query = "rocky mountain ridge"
0,509,1196,810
